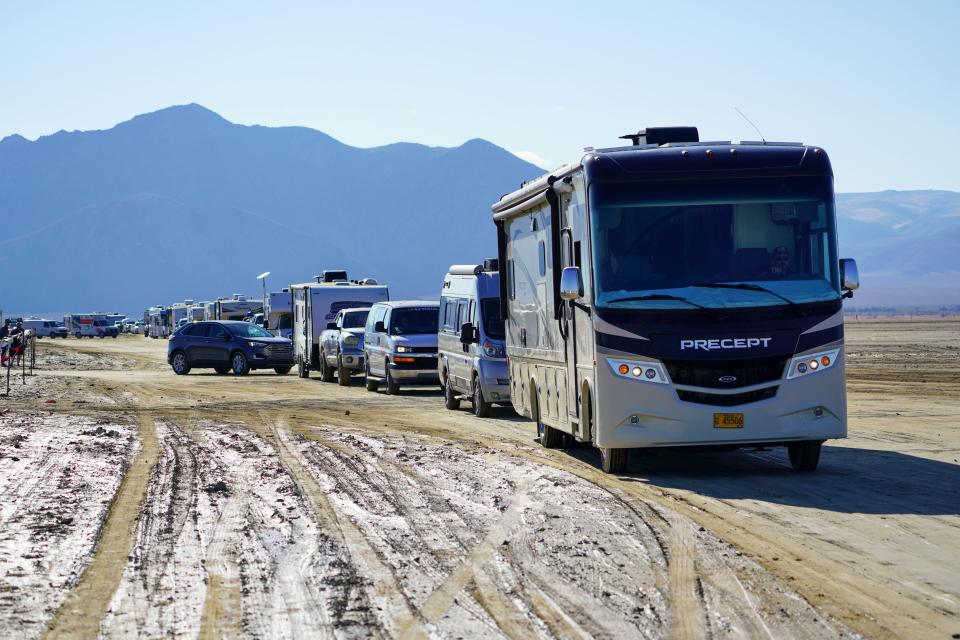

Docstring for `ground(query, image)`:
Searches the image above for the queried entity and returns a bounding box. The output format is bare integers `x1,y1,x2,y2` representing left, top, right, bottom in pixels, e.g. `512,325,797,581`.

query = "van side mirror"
560,266,584,301
374,321,385,333
840,258,860,298
326,322,337,330
459,322,477,345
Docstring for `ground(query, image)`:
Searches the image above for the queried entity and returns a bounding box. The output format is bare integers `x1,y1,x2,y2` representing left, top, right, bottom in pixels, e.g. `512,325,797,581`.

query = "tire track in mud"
44,410,158,640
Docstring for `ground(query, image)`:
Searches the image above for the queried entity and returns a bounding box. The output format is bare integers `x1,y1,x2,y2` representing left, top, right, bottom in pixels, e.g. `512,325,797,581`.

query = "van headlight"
396,345,411,353
482,340,505,358
786,348,840,379
608,359,669,384
342,334,359,347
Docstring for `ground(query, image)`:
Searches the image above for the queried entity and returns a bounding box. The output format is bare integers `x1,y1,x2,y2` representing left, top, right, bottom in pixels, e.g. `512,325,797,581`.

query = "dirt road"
2,321,958,639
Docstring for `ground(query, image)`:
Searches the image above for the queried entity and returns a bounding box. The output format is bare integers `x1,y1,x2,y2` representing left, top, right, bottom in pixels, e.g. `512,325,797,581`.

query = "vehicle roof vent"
619,126,699,146
482,258,499,272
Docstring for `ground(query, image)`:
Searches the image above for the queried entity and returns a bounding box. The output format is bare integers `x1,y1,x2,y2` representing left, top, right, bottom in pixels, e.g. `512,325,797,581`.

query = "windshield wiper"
607,294,711,310
692,282,805,315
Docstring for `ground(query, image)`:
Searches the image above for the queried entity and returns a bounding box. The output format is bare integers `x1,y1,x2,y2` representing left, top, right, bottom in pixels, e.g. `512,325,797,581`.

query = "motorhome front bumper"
593,351,847,449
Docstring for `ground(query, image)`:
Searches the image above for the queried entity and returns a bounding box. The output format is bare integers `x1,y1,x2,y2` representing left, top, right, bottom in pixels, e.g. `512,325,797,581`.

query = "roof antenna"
734,107,766,144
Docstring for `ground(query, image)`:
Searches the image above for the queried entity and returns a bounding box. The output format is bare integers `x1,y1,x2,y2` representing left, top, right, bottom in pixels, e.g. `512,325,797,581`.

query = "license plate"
713,413,744,429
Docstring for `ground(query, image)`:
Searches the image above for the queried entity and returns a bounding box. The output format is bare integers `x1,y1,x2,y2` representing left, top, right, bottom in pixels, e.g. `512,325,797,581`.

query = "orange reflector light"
619,364,629,375
394,357,415,363
821,355,831,366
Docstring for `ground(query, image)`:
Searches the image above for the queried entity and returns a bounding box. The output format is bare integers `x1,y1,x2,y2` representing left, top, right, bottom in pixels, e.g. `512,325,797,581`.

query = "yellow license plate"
713,413,744,429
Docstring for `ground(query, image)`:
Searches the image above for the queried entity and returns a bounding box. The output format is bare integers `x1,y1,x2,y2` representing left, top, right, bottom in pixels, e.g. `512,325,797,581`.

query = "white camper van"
266,290,293,339
493,127,859,473
438,261,510,417
290,273,389,378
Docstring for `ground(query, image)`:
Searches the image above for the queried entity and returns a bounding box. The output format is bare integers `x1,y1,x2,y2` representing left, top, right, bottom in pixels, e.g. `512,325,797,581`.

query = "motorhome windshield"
480,298,504,339
389,307,438,335
342,310,368,329
589,177,839,310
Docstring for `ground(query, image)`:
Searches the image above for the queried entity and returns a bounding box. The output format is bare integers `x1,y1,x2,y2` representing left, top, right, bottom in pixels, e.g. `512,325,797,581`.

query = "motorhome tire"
274,366,292,375
319,351,334,382
444,379,460,410
231,351,250,376
215,367,229,375
600,447,627,474
337,365,350,386
364,362,379,392
472,376,491,418
788,440,822,471
385,368,400,395
170,351,190,375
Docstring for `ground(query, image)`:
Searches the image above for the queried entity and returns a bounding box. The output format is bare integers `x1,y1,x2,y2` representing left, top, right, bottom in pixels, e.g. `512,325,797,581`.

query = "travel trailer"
266,290,293,338
492,126,859,473
291,272,388,378
438,261,510,417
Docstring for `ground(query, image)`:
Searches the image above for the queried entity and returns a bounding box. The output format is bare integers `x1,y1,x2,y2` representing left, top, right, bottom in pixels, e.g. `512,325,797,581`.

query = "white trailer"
266,290,293,339
213,294,261,321
291,276,389,378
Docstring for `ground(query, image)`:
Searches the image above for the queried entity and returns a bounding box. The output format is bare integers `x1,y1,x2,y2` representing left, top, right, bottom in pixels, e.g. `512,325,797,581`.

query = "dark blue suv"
167,321,294,376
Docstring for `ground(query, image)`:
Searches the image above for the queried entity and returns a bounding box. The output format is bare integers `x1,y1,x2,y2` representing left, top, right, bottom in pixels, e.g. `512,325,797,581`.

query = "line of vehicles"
87,127,868,474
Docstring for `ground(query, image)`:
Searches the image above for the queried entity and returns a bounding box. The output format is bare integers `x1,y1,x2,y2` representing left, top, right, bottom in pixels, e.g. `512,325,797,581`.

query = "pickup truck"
317,307,371,386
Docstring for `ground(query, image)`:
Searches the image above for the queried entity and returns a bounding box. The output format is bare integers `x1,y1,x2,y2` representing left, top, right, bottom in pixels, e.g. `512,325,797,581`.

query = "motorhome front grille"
676,386,778,407
663,356,788,389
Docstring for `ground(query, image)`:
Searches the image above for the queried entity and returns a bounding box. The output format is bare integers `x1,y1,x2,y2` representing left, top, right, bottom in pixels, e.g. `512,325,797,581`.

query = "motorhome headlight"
786,348,840,379
607,359,669,384
482,340,505,358
342,334,359,347
396,345,411,353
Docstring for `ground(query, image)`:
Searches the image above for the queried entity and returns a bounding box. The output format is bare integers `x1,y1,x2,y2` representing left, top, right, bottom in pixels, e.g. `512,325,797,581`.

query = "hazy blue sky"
2,1,958,192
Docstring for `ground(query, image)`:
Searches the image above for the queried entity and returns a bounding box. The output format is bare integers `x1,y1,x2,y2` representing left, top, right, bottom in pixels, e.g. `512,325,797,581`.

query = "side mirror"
459,322,477,345
326,322,337,330
374,321,385,333
560,266,584,301
840,258,860,298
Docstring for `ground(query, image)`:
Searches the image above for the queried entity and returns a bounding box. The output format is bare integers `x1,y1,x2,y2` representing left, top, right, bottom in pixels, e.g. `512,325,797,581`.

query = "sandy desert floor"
0,320,957,639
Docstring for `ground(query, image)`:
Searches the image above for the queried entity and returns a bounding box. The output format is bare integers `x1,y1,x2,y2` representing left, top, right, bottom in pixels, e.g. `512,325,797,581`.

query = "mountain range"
1,104,957,316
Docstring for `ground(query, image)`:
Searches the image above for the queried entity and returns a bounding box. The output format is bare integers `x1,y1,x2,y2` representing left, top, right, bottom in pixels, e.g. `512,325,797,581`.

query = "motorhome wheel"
788,441,822,471
600,447,627,474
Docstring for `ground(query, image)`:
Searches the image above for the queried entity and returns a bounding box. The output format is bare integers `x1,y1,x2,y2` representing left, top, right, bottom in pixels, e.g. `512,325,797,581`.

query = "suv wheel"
231,351,250,376
171,351,191,375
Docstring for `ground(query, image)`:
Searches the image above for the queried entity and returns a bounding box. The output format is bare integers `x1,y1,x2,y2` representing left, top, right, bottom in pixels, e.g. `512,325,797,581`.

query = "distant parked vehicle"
363,300,440,394
64,314,119,338
167,321,294,376
438,261,510,417
23,318,69,339
133,321,145,335
318,307,370,386
266,290,293,339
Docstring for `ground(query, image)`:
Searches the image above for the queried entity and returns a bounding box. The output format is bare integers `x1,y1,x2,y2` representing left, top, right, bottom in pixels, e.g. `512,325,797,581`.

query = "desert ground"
0,319,957,639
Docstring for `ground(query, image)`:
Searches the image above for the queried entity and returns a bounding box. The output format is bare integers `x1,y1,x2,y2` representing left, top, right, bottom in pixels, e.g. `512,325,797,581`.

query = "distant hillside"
0,106,956,315
0,104,542,315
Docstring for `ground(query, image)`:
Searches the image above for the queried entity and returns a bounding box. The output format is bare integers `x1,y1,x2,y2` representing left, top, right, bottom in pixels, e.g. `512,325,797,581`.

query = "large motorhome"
493,127,860,473
290,272,389,378
266,290,293,338
189,303,206,322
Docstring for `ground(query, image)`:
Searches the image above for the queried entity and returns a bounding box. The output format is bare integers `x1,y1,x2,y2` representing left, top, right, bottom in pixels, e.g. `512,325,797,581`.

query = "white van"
438,261,511,417
23,319,69,339
363,301,440,394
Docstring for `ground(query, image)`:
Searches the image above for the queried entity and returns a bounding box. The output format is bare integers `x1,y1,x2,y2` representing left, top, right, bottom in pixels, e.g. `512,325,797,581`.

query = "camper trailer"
213,294,261,321
189,303,206,322
148,307,172,339
266,290,293,338
493,127,860,473
291,272,389,378
171,300,195,327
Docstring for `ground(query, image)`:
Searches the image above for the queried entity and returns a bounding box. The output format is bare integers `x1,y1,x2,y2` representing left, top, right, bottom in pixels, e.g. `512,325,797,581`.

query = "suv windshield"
227,323,273,338
389,307,438,335
342,310,369,329
480,298,504,339
590,177,840,310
